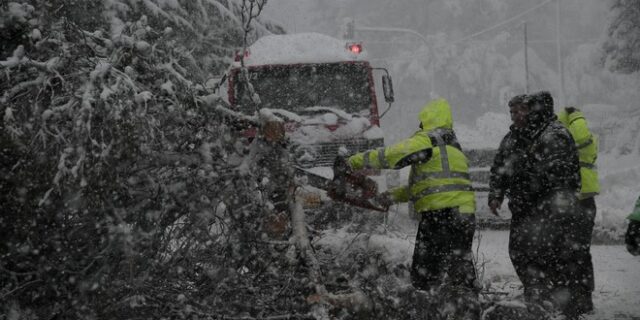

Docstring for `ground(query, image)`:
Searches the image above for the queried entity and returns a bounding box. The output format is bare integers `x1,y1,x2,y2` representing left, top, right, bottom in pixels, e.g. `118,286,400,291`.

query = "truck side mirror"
382,75,394,103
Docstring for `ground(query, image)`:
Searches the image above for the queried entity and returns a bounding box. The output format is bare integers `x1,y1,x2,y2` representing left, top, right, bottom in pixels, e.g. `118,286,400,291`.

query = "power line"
364,39,596,45
451,0,555,45
368,0,557,63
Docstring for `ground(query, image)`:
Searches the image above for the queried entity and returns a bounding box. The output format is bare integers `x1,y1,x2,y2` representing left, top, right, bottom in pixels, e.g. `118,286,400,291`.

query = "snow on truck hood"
241,33,368,66
289,115,382,145
261,106,383,145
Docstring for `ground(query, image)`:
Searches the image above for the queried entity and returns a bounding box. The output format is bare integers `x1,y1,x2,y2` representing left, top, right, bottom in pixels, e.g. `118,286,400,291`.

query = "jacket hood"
557,107,582,127
524,91,555,133
419,98,453,131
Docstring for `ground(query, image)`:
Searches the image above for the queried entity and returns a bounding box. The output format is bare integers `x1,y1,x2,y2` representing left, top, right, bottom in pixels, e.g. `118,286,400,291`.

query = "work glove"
332,155,351,178
330,156,351,198
626,220,640,256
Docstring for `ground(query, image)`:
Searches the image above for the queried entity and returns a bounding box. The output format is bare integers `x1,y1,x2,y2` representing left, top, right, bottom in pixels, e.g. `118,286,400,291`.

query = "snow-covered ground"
477,230,640,319
597,153,640,231
319,208,640,318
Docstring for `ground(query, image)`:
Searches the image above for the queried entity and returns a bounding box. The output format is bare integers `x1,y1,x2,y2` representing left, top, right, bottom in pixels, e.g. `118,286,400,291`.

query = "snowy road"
476,230,640,319
322,210,640,318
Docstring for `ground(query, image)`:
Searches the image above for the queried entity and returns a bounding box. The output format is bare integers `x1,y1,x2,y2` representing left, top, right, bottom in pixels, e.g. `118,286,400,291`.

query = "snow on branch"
141,0,196,32
159,60,193,87
1,76,45,104
0,46,63,72
204,0,243,26
199,94,259,125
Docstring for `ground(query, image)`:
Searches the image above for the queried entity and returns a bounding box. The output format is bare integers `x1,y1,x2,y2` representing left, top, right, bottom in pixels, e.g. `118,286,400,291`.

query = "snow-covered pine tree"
603,0,640,74
1,1,492,318
599,0,640,156
0,0,304,318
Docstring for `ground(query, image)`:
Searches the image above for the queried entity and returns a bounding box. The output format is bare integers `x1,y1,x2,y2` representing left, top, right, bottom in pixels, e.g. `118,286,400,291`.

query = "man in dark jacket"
522,92,584,318
489,94,538,301
490,92,584,318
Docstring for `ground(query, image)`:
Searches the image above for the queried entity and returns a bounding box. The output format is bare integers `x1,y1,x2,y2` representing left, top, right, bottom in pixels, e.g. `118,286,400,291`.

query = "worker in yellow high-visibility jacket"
338,98,477,295
557,106,600,315
627,195,640,256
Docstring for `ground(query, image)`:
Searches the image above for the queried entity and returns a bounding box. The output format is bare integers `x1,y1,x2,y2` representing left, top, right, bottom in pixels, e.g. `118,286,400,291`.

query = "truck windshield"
233,62,373,114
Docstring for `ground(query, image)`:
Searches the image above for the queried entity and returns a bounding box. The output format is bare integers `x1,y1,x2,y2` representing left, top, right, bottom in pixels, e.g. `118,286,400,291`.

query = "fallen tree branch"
218,315,315,320
147,151,201,167
0,56,62,72
2,75,45,102
0,279,43,300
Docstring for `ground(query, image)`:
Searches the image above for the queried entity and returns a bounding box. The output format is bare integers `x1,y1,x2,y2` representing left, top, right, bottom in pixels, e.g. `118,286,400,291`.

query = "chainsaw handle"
332,156,351,179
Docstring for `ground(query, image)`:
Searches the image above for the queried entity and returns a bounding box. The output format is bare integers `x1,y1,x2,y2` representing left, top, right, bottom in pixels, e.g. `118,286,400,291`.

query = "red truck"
227,33,394,171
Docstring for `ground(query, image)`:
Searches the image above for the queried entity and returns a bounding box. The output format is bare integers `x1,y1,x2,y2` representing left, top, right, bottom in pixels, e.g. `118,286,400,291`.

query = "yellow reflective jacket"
557,108,600,199
348,98,476,214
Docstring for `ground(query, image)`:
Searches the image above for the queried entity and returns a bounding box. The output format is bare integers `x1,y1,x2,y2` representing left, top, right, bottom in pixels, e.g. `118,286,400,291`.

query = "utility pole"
555,0,566,107
524,21,530,94
343,18,355,40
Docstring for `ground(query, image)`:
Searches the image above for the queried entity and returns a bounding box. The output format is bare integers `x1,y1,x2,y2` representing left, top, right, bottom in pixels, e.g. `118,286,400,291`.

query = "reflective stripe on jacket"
348,99,476,214
557,108,600,199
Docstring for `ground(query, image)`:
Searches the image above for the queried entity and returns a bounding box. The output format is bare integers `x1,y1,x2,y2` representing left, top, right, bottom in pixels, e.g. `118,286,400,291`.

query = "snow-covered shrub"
602,0,640,74
1,1,492,318
0,0,299,318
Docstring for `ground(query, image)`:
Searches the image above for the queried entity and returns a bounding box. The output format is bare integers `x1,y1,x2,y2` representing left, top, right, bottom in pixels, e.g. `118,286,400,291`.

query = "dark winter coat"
491,92,585,317
490,92,582,247
521,96,581,219
489,126,533,208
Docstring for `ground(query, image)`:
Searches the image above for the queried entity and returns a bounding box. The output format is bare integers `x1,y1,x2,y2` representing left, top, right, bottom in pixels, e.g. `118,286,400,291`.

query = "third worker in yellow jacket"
557,106,600,315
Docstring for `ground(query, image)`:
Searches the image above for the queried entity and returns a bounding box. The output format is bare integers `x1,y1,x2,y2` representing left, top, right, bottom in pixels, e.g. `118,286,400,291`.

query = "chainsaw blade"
294,167,388,212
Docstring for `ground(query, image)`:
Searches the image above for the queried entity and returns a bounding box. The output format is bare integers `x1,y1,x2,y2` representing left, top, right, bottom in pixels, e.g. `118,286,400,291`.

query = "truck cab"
228,33,393,171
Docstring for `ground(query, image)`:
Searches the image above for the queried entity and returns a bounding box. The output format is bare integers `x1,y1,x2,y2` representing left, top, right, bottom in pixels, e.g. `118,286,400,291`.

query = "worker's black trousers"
509,198,595,317
564,197,596,315
411,208,477,291
508,201,554,300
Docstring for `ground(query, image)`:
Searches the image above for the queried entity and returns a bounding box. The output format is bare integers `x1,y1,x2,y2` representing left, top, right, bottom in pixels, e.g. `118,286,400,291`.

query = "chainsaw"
293,166,390,212
210,105,390,212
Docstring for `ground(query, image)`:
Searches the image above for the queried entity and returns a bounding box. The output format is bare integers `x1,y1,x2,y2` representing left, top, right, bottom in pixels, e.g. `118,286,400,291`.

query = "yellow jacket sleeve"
388,185,411,203
348,131,433,170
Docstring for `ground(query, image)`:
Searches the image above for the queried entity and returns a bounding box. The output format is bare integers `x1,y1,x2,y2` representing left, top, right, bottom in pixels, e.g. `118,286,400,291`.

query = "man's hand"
626,220,640,256
489,199,502,217
333,155,350,178
331,156,351,198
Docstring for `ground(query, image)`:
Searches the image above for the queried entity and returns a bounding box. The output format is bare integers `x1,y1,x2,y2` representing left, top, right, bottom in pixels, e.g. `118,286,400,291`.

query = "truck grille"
292,138,385,168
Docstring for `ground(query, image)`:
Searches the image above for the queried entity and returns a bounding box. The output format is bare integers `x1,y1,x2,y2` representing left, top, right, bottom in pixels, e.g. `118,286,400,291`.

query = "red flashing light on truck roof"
347,43,362,54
